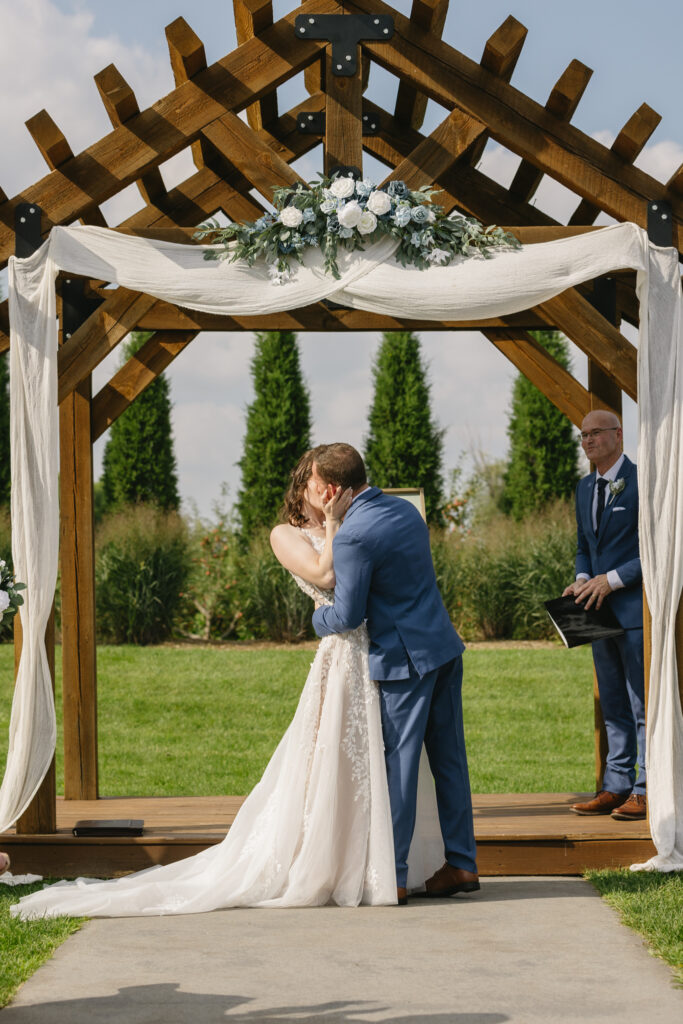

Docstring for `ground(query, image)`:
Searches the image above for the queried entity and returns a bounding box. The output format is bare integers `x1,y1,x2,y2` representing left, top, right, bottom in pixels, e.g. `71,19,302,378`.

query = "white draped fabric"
2,221,682,871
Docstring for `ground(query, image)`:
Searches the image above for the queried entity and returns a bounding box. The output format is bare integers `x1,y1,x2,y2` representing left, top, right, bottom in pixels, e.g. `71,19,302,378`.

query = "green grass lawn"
0,643,597,795
586,869,683,986
0,882,84,1007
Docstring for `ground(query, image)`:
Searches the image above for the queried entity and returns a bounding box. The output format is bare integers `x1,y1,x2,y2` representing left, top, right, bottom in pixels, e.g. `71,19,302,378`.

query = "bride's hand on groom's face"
322,485,353,523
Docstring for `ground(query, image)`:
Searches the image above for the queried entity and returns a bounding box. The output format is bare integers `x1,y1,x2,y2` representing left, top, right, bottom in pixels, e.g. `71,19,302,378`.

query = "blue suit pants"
592,628,646,795
378,656,477,888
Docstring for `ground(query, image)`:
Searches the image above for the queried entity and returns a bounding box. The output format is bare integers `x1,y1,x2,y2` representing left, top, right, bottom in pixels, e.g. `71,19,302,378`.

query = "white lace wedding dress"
13,531,402,919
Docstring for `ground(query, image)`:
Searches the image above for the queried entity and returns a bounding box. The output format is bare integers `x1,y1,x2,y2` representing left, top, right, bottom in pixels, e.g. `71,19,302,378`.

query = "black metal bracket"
647,200,673,247
294,13,394,76
14,203,43,258
589,276,617,326
297,110,381,135
61,277,104,341
328,165,362,181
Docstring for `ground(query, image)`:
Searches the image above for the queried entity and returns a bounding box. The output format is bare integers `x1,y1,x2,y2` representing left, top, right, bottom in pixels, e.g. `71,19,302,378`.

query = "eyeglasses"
579,428,619,441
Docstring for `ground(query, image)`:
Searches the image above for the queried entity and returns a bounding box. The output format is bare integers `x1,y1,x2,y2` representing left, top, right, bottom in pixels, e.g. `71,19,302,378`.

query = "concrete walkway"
5,877,682,1023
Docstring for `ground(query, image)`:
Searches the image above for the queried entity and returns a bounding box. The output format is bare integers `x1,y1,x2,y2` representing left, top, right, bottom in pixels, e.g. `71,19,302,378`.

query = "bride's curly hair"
280,449,316,527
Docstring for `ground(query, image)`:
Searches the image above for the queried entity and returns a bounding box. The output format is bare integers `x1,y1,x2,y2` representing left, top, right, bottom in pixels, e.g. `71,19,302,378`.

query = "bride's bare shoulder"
270,522,304,556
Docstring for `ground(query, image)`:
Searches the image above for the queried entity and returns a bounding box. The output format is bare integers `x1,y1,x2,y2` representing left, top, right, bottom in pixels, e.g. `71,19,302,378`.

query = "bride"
12,449,413,919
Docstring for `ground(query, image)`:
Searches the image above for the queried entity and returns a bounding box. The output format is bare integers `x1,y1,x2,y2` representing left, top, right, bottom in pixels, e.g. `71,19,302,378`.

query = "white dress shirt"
577,453,626,591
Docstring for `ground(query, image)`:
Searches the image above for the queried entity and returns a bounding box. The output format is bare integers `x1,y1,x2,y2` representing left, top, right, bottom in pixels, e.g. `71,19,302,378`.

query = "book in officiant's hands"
544,595,625,648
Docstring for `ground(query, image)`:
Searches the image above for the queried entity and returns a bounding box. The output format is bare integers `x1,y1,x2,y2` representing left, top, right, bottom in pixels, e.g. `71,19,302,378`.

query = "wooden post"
588,276,622,790
324,51,363,176
60,281,99,800
14,608,57,834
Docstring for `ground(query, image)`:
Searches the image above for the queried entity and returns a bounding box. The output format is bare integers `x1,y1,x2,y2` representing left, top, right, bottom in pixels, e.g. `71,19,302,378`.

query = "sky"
0,0,681,518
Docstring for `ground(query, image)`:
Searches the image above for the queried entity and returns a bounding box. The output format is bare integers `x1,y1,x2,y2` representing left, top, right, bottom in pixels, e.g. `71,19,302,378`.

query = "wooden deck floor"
2,793,655,877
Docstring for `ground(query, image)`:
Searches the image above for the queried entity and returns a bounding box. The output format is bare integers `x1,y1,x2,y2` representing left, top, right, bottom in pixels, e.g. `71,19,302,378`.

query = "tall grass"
95,505,190,644
432,501,576,640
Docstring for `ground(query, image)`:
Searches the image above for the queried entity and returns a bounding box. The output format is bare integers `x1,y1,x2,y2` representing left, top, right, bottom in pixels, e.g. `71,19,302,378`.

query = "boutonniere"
608,478,625,504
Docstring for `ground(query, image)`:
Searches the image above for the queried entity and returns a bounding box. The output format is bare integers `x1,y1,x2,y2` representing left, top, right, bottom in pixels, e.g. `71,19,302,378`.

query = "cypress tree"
364,330,445,524
100,332,180,511
0,348,9,507
236,331,312,536
500,330,580,520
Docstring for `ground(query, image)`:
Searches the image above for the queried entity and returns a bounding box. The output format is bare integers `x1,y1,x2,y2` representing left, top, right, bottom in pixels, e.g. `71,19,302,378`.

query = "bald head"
580,409,623,473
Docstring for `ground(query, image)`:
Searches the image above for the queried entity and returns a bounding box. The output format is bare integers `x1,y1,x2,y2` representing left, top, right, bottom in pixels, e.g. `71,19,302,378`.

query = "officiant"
562,410,646,821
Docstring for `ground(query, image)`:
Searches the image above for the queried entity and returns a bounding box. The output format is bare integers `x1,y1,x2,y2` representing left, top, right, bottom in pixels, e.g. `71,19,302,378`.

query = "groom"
310,443,478,904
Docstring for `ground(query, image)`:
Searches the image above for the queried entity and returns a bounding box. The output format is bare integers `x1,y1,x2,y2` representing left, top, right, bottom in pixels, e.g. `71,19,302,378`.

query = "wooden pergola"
2,1,681,864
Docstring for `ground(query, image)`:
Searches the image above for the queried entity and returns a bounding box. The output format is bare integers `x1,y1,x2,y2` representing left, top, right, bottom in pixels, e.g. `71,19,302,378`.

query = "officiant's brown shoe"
423,862,480,897
397,886,408,906
611,793,647,820
570,790,629,815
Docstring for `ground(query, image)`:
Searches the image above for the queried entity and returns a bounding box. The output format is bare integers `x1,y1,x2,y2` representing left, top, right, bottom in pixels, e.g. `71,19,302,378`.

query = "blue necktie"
595,477,607,534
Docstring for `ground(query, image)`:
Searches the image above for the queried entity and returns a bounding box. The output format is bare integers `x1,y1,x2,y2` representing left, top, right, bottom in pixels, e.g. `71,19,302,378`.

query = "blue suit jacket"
312,488,463,681
575,454,642,629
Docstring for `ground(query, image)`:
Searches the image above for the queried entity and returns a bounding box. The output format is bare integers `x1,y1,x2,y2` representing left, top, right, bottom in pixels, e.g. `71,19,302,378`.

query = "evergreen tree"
100,332,180,511
500,330,580,520
364,331,445,524
0,279,9,505
236,331,312,535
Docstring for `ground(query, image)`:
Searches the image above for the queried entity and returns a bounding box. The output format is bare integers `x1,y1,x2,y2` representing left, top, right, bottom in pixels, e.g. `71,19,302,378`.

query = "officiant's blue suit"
312,487,477,886
575,455,646,794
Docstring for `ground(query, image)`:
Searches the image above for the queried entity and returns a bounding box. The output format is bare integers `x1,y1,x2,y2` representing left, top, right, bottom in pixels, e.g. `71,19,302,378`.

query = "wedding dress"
12,531,403,919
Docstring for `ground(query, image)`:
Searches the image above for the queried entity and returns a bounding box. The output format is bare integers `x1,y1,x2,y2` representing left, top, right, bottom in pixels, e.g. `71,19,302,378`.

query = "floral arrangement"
0,559,25,625
194,174,519,284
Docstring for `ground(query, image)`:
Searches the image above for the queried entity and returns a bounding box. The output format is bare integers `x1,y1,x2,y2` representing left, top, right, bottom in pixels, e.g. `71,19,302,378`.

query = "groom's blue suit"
312,487,477,887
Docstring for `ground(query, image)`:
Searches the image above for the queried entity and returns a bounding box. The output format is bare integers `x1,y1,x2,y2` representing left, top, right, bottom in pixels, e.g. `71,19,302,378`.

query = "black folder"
72,819,144,837
544,595,625,648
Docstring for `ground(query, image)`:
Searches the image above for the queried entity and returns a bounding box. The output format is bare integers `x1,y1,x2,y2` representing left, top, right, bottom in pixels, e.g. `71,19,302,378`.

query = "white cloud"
0,0,173,198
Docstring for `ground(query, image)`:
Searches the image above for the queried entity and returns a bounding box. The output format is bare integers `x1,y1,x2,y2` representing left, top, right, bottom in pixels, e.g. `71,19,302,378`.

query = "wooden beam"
134,297,547,332
165,16,213,173
350,0,683,249
462,15,528,169
57,289,158,405
233,0,278,130
324,55,364,175
202,112,302,199
570,103,662,225
394,0,450,130
380,106,487,188
91,331,197,440
14,609,57,834
0,0,338,268
509,60,593,203
668,162,683,197
94,65,167,206
536,290,636,401
483,328,590,427
24,110,107,227
60,372,98,800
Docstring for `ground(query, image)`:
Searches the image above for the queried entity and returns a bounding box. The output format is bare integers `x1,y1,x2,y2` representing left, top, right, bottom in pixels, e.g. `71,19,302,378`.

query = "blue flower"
387,180,409,198
411,205,432,224
303,207,316,223
393,204,412,227
355,178,374,197
327,214,340,235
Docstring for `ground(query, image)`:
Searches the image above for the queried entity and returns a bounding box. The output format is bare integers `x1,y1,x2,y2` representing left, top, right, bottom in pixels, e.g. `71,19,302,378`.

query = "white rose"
0,591,10,613
357,210,378,235
337,201,363,229
366,190,392,216
330,176,356,199
279,206,303,228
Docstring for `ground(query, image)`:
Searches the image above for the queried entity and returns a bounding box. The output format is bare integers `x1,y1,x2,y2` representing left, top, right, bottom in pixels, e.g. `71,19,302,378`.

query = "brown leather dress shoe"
397,886,408,906
423,862,480,897
570,790,629,815
611,793,647,820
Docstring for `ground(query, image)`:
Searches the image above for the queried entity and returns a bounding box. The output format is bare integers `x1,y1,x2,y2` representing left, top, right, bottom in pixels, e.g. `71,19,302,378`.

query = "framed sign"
382,488,427,523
